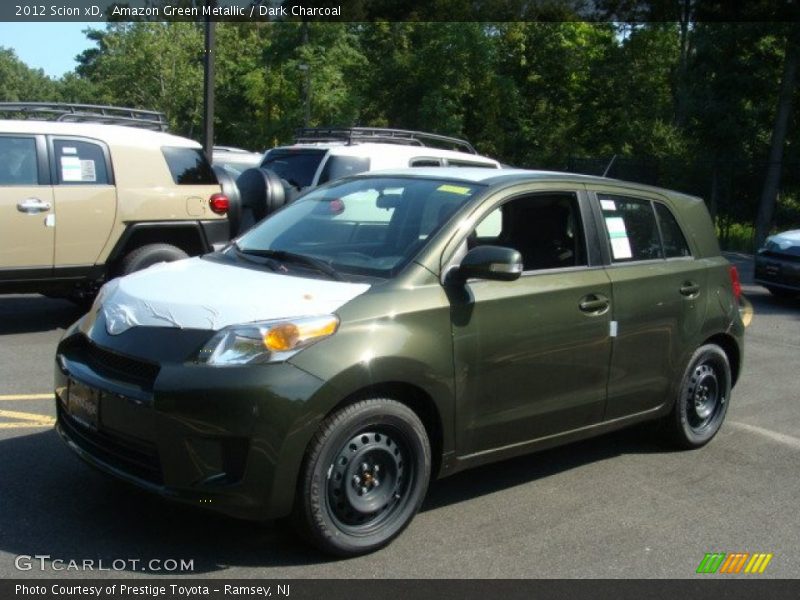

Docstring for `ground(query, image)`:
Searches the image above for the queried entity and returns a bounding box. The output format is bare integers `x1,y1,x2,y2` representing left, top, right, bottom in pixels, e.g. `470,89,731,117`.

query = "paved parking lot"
0,253,798,578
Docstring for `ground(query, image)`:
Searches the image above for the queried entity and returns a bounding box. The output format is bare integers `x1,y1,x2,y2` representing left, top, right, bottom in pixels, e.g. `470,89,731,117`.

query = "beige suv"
0,103,230,302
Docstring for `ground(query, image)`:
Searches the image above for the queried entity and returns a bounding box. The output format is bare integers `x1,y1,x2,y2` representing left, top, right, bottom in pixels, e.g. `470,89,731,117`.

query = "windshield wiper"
234,247,342,281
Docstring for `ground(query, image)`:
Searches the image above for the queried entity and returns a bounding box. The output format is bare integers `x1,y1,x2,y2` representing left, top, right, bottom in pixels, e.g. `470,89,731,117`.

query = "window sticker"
605,216,633,259
60,157,98,182
61,146,78,155
610,237,633,259
600,199,616,211
60,156,82,181
436,184,471,195
80,159,97,182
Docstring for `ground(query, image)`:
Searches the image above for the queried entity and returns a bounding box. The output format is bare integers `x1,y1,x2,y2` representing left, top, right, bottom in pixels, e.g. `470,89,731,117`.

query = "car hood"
770,229,800,247
98,257,371,335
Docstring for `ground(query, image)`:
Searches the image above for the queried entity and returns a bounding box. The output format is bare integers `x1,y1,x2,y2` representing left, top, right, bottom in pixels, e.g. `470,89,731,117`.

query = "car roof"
269,142,501,165
0,119,201,149
356,167,702,201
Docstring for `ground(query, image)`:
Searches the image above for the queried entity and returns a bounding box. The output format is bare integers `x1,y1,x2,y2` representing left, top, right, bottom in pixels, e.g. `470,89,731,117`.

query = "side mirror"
448,245,523,283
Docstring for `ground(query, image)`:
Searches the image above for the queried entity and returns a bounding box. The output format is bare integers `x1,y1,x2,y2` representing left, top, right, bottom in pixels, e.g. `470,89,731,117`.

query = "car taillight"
209,193,229,215
729,265,742,301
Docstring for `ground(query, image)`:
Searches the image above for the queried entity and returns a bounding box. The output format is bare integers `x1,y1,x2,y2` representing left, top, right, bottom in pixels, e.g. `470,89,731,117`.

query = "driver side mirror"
447,245,523,284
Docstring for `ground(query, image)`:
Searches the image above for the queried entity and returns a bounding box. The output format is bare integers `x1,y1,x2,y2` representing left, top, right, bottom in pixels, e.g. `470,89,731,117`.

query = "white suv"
234,127,501,228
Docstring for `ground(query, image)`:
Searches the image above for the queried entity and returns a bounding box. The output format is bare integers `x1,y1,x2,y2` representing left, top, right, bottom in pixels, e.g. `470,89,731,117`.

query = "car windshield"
235,176,483,278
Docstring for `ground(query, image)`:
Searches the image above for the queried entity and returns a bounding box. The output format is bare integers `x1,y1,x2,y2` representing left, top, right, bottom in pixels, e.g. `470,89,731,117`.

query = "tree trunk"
755,28,800,248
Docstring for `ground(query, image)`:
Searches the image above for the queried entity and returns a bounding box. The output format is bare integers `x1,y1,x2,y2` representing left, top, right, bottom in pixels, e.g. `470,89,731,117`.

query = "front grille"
58,402,163,485
61,336,160,389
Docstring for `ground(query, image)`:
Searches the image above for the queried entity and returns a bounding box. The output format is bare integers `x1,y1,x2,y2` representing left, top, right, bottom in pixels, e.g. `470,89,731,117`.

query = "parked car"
754,229,800,297
234,127,502,231
54,168,743,556
0,103,235,302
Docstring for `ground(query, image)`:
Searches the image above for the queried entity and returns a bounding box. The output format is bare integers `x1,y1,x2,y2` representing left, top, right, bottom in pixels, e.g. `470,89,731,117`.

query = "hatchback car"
754,229,800,297
54,168,744,556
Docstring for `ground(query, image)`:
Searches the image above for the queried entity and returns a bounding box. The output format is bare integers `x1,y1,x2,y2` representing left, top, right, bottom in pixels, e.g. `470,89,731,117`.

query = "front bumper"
754,252,800,292
54,321,327,521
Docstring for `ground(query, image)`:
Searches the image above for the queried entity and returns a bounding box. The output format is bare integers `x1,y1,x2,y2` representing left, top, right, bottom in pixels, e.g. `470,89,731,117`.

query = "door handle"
680,282,700,297
579,294,610,314
16,198,52,214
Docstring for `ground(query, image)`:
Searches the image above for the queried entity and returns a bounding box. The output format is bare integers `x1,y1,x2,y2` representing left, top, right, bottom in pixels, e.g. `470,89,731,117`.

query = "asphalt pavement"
0,253,797,578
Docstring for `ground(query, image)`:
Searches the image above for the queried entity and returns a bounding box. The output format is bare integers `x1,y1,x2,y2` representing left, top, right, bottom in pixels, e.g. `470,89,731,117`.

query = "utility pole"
202,0,216,161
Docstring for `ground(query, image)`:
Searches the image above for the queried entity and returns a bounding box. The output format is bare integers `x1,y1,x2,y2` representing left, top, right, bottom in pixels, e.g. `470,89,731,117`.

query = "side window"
318,155,370,184
410,158,442,167
0,136,38,185
655,203,691,258
54,139,109,185
599,195,663,262
469,192,587,271
161,146,217,185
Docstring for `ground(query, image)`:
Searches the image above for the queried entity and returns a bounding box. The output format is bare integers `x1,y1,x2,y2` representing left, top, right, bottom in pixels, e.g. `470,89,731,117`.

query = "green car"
54,168,744,556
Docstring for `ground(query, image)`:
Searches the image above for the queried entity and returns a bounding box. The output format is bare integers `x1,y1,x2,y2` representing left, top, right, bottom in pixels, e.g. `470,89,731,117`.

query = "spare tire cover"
236,167,289,226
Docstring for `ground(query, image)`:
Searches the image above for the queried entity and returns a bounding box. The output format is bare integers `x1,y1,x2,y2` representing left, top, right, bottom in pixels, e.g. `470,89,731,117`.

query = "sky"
0,22,97,78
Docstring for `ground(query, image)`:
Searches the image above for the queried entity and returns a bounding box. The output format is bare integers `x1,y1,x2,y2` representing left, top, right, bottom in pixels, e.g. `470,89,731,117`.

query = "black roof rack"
0,102,169,131
294,127,478,154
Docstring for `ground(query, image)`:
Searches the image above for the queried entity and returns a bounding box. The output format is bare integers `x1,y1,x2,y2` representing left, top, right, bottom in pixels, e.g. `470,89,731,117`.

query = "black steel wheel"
294,399,430,556
666,344,732,448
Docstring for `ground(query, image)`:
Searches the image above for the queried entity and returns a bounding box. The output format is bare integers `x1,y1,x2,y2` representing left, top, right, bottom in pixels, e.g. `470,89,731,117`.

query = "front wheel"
294,399,431,556
665,344,732,449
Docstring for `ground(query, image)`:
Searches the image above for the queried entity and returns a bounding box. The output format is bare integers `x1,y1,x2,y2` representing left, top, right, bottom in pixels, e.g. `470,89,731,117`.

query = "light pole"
202,0,216,161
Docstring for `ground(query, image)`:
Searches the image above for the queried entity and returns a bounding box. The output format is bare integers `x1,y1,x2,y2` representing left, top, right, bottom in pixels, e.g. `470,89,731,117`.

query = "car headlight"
198,315,339,366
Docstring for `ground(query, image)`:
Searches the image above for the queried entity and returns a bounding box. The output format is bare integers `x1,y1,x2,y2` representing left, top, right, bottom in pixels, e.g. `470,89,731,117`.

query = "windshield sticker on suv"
436,184,472,195
605,216,633,259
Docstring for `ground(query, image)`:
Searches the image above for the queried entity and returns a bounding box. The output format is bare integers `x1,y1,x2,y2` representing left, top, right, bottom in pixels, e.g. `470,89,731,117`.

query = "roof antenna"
602,154,617,177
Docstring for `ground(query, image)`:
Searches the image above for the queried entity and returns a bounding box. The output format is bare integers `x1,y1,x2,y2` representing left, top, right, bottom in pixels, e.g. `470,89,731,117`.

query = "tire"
665,344,732,449
235,167,290,229
294,399,431,557
767,286,796,299
120,244,189,276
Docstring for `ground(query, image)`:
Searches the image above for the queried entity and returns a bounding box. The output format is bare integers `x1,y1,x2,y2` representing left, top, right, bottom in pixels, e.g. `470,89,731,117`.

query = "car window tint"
599,195,663,262
470,192,587,271
161,147,217,185
53,139,110,185
261,149,325,187
0,136,38,185
655,202,691,258
318,155,370,184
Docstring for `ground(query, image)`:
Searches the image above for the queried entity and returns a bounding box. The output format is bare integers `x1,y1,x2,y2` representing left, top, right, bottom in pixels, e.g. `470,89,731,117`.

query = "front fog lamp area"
199,315,339,365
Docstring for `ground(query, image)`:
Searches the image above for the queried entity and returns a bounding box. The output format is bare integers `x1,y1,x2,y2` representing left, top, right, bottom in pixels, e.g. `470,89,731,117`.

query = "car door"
591,189,708,419
49,137,117,268
450,187,613,456
0,134,55,274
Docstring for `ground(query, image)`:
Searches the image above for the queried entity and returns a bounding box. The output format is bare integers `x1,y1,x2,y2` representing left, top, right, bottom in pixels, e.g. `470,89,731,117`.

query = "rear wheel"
294,399,431,557
665,344,731,449
120,243,189,276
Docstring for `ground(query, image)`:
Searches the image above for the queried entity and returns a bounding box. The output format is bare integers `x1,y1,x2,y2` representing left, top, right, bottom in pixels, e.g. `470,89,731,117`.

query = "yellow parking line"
0,393,53,401
0,408,56,428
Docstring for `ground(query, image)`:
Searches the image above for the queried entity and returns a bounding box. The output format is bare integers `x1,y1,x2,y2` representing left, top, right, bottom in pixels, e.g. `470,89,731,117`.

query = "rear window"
318,155,370,184
261,149,326,188
161,147,218,185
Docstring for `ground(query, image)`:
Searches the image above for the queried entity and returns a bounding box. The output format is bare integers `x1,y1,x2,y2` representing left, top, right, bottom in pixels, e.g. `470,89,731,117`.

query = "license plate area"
67,379,100,430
